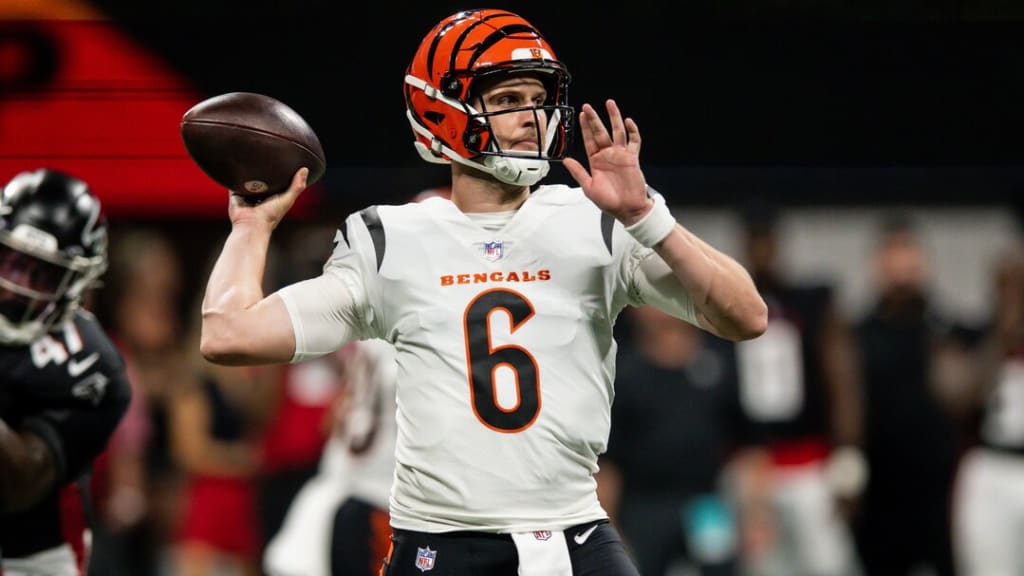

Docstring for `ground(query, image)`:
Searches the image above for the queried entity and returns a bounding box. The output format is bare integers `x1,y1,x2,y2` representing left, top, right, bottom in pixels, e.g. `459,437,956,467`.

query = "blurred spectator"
254,223,346,553
597,305,740,576
164,238,280,576
952,239,1024,576
853,214,967,576
254,359,339,553
169,358,269,576
89,228,190,576
725,205,865,576
264,338,398,576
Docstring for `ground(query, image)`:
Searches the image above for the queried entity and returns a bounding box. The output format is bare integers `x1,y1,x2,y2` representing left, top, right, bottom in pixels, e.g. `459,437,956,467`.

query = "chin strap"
407,109,549,186
483,154,549,186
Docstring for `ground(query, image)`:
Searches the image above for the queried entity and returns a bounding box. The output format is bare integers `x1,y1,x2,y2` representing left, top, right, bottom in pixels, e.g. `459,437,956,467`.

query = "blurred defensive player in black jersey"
0,168,131,575
726,206,865,576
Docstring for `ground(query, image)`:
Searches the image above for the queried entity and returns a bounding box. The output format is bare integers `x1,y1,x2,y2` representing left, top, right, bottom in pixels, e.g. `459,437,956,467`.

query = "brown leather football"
180,92,326,199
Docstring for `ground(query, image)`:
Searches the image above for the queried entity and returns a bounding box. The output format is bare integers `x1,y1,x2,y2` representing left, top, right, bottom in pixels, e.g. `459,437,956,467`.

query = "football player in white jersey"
953,245,1024,576
199,8,767,576
263,338,398,576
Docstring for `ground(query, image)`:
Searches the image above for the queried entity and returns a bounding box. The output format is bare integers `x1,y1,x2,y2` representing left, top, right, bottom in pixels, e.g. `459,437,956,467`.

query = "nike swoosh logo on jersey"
68,352,100,377
574,524,599,545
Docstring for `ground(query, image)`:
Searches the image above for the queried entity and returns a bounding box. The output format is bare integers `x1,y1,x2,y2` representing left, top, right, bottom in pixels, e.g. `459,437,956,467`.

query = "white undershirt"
464,211,516,232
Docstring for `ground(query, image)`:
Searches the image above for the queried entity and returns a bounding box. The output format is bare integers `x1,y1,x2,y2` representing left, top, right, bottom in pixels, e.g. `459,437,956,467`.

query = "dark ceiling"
80,0,1024,207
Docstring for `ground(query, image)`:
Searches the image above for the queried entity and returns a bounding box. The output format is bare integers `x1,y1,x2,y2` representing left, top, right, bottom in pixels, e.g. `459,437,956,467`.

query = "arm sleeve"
277,213,380,363
278,270,367,363
22,365,131,483
626,245,699,326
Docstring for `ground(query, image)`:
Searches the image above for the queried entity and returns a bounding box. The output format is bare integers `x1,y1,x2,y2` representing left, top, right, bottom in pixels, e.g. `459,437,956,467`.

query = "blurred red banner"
0,18,320,218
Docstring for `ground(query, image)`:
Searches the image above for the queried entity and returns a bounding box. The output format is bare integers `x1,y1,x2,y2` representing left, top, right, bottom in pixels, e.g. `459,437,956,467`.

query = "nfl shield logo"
415,547,436,572
483,240,504,262
533,530,552,541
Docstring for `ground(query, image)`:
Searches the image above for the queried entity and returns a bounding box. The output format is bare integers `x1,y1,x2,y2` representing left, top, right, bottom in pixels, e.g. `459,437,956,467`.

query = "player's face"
875,231,927,295
0,244,67,320
475,74,549,154
0,245,66,297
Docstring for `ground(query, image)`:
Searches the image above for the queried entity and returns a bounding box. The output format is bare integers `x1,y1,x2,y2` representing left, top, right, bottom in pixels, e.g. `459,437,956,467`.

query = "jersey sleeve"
622,243,698,326
606,188,696,325
277,213,381,363
22,317,132,484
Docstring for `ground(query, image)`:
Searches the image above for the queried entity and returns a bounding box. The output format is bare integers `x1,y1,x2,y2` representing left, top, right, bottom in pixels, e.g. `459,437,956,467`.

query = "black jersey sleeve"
14,312,131,484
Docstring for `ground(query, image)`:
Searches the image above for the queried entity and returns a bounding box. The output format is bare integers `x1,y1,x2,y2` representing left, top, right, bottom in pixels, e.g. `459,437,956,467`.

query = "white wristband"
624,188,676,248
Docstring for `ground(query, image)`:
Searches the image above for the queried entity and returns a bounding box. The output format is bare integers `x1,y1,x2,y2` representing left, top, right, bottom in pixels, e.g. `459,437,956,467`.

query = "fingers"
290,167,310,194
588,105,613,148
608,99,642,153
272,166,310,210
228,167,309,219
275,167,310,205
625,117,641,155
231,167,308,203
578,100,640,154
580,103,613,151
562,157,592,189
577,103,599,158
606,99,627,147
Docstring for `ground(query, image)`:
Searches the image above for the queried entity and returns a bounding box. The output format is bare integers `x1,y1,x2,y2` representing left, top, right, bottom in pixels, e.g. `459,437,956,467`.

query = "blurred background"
4,0,1024,575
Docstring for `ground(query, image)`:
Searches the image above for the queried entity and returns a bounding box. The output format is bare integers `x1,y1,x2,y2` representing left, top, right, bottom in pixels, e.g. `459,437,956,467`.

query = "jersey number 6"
464,288,540,433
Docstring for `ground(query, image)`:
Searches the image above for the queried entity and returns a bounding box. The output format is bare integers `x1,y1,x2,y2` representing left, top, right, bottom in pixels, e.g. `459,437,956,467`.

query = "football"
180,92,326,200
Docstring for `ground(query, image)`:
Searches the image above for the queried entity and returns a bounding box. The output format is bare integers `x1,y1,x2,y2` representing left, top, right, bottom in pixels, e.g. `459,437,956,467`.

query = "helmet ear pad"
462,122,490,155
462,129,482,154
440,73,463,99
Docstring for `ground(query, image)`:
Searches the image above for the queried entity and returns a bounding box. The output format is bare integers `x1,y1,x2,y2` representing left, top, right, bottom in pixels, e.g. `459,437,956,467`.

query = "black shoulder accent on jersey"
338,219,350,249
601,212,615,255
359,206,385,272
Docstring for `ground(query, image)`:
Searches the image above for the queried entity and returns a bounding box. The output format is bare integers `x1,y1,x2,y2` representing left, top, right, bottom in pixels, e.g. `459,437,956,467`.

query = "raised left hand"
563,99,651,225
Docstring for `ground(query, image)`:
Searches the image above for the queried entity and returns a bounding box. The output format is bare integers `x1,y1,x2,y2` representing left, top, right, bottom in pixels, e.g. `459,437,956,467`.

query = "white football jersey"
278,184,696,533
263,340,397,576
341,337,399,509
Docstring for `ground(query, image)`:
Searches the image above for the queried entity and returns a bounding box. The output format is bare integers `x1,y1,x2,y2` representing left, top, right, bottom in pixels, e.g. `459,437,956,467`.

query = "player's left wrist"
622,188,676,247
616,198,654,227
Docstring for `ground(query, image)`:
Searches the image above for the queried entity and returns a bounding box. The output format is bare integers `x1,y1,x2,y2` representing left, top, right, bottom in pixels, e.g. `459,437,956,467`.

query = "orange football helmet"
404,9,574,186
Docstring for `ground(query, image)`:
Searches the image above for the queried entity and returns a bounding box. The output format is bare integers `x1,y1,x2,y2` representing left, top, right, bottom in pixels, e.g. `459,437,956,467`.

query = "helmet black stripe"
447,18,488,76
445,11,524,75
359,206,386,272
426,18,463,80
464,24,537,71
